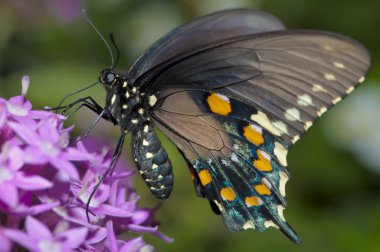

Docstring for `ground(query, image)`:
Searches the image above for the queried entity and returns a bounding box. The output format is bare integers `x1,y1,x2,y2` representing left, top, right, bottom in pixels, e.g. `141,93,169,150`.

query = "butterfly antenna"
82,9,114,69
109,33,120,69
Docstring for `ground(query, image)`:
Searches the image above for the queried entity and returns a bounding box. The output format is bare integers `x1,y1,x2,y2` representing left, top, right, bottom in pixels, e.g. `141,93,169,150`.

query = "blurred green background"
1,0,380,251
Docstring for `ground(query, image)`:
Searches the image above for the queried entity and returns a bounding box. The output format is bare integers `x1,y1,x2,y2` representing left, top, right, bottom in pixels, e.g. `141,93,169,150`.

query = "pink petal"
58,227,88,249
38,122,60,143
106,221,118,252
0,106,6,128
8,146,24,170
22,75,30,96
29,110,62,120
24,147,48,164
15,173,53,190
85,227,107,245
128,224,174,243
7,122,40,146
99,204,133,217
6,97,31,116
0,183,18,207
49,157,79,180
131,210,150,225
119,237,146,252
4,229,38,251
0,229,12,252
61,148,93,161
25,216,52,240
28,202,59,215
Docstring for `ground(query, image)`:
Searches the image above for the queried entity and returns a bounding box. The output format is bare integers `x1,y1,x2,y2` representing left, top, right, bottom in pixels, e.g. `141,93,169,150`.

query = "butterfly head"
99,69,118,87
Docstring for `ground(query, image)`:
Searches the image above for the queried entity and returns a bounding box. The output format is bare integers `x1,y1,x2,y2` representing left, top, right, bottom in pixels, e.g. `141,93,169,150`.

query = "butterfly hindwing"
150,89,301,243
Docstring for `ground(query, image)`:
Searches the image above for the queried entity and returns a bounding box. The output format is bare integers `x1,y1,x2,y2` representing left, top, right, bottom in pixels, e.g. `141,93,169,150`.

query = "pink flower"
0,76,172,251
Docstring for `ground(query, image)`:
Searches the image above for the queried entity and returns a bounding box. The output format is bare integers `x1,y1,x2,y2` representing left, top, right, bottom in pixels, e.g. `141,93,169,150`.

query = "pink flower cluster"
0,76,172,251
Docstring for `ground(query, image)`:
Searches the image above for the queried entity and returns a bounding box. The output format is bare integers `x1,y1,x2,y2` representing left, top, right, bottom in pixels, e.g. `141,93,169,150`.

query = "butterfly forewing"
129,9,285,81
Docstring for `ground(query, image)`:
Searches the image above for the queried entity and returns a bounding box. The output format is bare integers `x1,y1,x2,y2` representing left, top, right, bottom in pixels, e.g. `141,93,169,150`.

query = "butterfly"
61,9,370,244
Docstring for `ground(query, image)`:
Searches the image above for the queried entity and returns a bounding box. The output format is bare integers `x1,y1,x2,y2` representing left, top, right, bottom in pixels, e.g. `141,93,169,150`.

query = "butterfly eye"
107,73,115,83
100,69,116,86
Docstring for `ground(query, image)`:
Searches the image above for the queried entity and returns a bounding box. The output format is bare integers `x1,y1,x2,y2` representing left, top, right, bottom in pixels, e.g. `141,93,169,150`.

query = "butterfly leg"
86,132,126,222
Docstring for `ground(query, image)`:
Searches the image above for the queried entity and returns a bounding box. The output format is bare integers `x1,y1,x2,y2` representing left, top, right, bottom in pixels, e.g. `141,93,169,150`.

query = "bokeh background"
0,0,379,251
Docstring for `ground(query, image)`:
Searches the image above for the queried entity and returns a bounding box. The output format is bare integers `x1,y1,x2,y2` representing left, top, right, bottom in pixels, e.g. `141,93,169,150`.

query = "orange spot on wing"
220,187,236,201
245,196,262,207
198,170,212,186
253,150,272,172
254,179,271,195
207,93,232,116
243,124,264,146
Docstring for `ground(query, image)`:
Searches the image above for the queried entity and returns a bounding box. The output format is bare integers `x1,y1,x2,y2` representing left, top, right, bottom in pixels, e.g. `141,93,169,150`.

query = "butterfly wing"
138,30,370,243
128,9,285,81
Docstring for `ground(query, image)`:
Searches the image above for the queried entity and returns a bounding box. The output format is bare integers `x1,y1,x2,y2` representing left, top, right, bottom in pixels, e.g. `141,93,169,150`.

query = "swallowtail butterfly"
61,9,371,244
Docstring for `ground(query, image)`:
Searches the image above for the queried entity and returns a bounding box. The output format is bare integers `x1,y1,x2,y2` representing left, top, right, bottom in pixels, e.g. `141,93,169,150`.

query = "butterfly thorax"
99,69,147,132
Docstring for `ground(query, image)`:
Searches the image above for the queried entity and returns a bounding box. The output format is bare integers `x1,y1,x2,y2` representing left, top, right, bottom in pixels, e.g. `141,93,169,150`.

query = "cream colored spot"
132,87,137,93
111,94,116,104
332,96,342,104
274,142,288,167
213,200,224,212
146,152,153,159
323,45,333,51
304,121,313,130
251,111,281,136
243,220,255,230
312,84,327,93
142,140,149,146
278,205,285,222
333,62,345,69
317,106,327,117
160,185,166,189
131,119,139,124
346,86,355,94
292,135,300,144
138,108,144,114
152,164,158,169
125,91,130,98
324,73,336,81
279,171,288,197
264,220,279,229
158,175,163,179
123,81,128,88
262,178,271,189
149,95,157,107
285,108,301,121
143,125,149,133
272,121,289,135
122,104,128,110
150,186,157,190
297,94,314,106
359,76,365,83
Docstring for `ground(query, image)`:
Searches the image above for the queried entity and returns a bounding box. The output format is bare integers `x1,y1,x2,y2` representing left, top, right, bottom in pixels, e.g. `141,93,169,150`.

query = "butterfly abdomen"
132,123,174,199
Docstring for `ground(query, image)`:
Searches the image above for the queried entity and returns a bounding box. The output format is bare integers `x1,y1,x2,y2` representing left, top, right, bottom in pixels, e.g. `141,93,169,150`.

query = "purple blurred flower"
0,76,172,251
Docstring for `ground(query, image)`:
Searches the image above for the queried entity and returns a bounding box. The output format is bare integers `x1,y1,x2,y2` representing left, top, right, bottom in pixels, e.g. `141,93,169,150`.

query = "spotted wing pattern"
151,90,300,243
140,30,370,243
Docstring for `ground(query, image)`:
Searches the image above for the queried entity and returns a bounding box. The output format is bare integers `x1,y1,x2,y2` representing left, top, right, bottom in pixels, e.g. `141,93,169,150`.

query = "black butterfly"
59,9,371,244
